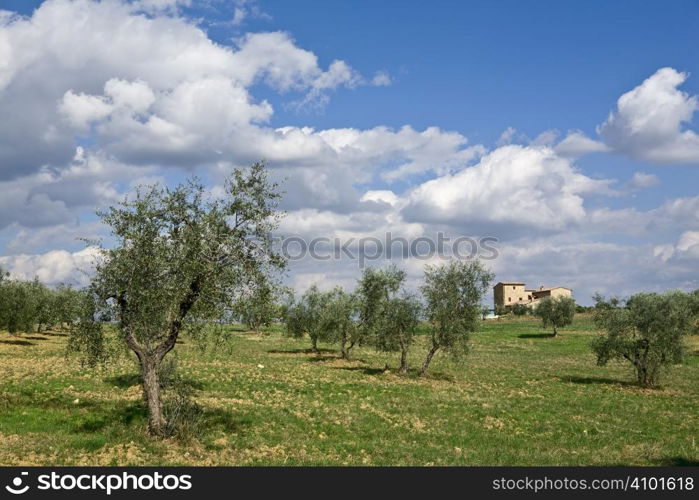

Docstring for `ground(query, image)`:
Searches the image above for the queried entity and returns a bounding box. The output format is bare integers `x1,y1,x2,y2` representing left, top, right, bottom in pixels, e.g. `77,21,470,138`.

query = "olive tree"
591,291,698,388
31,279,58,333
534,296,575,336
0,279,37,334
375,294,421,374
420,260,493,376
89,162,284,436
356,265,406,348
53,284,85,330
66,290,110,368
320,287,360,359
235,280,281,334
283,285,332,353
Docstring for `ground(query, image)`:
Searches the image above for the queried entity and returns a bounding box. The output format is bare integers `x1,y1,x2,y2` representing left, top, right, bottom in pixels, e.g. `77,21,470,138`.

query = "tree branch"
155,276,202,360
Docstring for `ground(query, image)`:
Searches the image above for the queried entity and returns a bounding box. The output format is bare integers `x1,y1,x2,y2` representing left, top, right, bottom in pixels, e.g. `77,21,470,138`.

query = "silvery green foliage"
283,284,333,353
357,264,407,345
319,286,360,359
419,260,494,375
534,296,576,336
234,280,286,334
92,161,285,356
591,291,699,387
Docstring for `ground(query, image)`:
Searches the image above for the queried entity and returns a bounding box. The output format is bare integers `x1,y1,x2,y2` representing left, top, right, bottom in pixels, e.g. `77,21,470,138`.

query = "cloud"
555,68,699,164
371,70,392,87
627,171,660,189
597,67,699,163
229,0,271,27
0,1,379,179
131,0,191,14
496,126,522,146
0,147,144,231
654,231,699,263
555,130,609,157
58,90,114,130
401,145,615,234
0,246,99,285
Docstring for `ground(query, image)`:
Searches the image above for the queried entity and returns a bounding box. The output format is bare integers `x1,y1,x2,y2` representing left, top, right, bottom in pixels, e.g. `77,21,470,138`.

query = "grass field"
0,315,697,466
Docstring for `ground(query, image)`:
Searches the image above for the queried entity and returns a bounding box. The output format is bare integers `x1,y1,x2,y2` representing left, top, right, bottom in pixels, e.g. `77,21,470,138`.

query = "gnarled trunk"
141,354,166,436
340,338,350,360
419,344,439,377
399,342,409,374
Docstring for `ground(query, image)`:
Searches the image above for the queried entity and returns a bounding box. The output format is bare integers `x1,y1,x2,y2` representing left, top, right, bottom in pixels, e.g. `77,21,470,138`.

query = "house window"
508,297,511,302
528,295,532,300
512,286,516,290
519,297,522,301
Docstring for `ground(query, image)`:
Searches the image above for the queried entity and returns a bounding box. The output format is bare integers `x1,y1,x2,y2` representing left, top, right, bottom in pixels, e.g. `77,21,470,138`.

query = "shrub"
511,303,530,316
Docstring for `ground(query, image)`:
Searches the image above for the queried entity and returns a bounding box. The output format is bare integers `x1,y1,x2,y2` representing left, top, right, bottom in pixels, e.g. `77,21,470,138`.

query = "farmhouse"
493,282,572,310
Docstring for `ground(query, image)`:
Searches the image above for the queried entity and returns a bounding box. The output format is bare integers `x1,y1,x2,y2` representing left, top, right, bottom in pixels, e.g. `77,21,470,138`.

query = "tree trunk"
552,325,558,337
636,364,654,388
419,344,439,377
347,340,356,357
141,355,166,436
399,343,409,374
340,337,350,360
311,336,319,354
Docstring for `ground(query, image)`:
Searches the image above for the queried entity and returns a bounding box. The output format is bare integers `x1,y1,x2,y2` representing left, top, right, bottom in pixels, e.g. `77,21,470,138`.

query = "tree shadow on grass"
104,373,141,388
518,333,556,339
559,375,635,387
104,373,204,390
334,366,387,376
202,409,253,435
73,403,148,433
307,355,342,362
73,400,247,437
417,370,455,382
0,339,34,346
657,457,699,466
23,335,49,341
267,348,335,355
336,365,454,381
44,331,69,337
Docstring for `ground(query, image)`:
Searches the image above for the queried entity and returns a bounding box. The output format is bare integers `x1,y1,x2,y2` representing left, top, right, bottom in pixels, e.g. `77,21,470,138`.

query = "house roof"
494,281,525,286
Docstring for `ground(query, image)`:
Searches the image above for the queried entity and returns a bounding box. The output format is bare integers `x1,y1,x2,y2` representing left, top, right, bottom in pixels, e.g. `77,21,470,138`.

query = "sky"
0,0,698,305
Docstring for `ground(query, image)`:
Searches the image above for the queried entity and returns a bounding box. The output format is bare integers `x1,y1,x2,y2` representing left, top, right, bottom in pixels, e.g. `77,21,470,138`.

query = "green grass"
0,315,697,465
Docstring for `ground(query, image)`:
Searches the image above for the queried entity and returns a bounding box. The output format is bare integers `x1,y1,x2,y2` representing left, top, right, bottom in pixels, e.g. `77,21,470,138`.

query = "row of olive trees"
283,261,494,377
0,271,87,334
62,160,698,438
501,291,698,388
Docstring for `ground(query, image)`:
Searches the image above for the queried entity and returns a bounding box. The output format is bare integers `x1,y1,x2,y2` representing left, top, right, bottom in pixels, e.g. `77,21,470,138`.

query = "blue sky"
0,0,698,304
